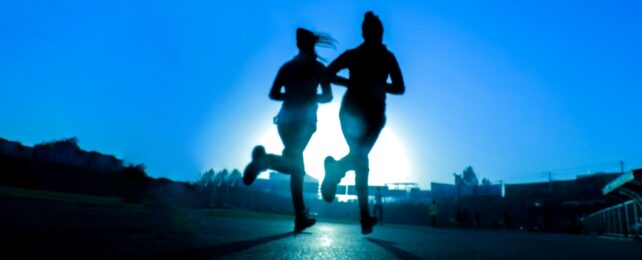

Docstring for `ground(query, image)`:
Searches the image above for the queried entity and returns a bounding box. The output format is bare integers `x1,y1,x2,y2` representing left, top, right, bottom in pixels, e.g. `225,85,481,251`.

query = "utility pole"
620,161,624,174
547,172,553,193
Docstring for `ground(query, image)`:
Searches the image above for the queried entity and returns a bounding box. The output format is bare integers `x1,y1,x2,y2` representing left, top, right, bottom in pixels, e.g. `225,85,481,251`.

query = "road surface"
1,196,641,259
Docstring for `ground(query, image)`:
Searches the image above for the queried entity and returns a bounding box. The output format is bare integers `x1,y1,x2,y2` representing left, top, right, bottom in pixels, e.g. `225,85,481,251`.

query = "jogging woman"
243,28,335,233
321,12,405,234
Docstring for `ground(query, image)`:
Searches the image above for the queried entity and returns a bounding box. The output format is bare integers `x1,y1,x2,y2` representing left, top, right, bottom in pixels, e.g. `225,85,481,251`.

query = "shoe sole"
243,163,259,185
243,146,266,186
321,157,338,202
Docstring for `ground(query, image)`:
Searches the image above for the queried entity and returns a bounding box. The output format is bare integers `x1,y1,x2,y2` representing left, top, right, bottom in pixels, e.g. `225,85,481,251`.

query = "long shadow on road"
154,232,293,259
366,238,423,260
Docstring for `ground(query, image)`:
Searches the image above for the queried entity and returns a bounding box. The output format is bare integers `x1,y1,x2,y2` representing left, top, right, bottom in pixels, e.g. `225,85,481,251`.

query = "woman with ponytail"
242,28,335,233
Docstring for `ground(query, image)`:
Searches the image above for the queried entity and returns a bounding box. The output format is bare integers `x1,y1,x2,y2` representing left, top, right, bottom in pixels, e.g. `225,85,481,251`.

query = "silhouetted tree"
462,166,479,186
198,169,216,189
119,164,150,202
35,137,80,149
227,169,242,188
215,169,229,188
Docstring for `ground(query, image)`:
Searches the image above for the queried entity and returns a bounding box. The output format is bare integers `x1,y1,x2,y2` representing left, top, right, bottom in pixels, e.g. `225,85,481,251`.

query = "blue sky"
1,1,641,187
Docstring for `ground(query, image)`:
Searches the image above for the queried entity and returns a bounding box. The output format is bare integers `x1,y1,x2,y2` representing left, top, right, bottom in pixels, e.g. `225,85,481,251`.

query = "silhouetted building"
431,182,502,199
341,183,429,203
503,172,621,232
505,173,620,205
265,172,319,200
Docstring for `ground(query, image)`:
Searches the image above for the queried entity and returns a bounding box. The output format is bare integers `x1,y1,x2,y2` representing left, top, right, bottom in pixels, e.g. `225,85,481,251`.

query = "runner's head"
296,28,317,55
362,11,383,44
296,28,336,61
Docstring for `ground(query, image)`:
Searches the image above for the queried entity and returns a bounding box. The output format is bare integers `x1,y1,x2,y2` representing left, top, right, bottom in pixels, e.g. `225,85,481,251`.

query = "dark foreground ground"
1,189,641,259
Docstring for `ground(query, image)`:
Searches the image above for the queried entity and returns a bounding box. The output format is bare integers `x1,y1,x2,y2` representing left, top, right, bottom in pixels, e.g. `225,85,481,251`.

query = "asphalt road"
1,197,641,259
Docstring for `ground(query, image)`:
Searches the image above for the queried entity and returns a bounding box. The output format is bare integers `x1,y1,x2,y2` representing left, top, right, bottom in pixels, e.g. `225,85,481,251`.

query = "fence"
582,200,641,239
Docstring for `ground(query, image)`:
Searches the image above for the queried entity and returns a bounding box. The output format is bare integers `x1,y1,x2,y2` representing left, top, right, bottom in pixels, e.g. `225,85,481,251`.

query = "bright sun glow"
259,102,411,185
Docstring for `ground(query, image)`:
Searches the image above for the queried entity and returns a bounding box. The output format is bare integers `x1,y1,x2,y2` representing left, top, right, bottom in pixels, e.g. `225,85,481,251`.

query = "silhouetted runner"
243,28,335,233
373,186,384,224
321,11,405,235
